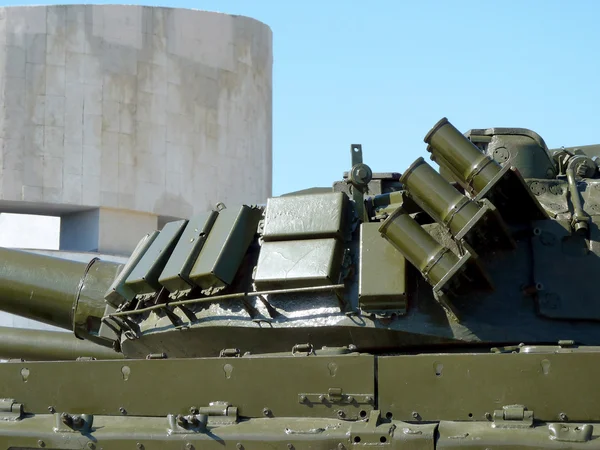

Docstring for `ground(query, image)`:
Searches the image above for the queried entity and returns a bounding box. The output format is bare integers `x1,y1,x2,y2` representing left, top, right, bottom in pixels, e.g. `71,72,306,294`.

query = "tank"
0,117,599,447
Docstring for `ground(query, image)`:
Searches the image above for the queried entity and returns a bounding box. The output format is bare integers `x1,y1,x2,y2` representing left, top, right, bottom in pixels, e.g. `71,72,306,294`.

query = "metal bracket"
549,423,593,442
53,412,94,433
167,413,208,435
349,410,396,445
349,144,372,222
299,388,374,406
219,348,241,358
492,405,533,428
0,398,23,421
167,402,238,435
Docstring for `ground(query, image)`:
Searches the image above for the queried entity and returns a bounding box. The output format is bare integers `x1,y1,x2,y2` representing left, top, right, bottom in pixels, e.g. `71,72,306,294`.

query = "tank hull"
0,351,598,447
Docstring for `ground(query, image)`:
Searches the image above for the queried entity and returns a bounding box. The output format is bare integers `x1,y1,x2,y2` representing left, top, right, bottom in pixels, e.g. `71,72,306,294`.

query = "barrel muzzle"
400,157,515,253
0,248,123,349
400,157,481,237
379,206,493,319
425,118,547,222
425,117,501,195
378,207,458,287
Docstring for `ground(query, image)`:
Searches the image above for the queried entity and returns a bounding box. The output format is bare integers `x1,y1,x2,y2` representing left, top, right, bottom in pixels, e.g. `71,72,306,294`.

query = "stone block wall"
0,5,273,255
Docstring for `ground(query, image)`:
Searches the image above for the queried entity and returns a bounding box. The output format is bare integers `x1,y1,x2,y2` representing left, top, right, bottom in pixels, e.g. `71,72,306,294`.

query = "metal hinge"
292,343,314,356
0,398,23,421
299,388,374,406
167,402,238,435
492,405,533,428
219,348,241,357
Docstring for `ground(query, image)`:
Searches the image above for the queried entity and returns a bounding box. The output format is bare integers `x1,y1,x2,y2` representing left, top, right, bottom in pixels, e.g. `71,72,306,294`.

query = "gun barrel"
0,247,122,347
0,326,122,361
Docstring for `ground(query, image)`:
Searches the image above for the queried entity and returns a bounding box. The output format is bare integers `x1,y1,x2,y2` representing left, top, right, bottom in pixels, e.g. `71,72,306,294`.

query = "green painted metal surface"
262,192,348,241
125,220,188,295
0,116,598,446
189,205,262,289
254,238,343,289
0,326,122,361
358,222,407,313
159,211,219,295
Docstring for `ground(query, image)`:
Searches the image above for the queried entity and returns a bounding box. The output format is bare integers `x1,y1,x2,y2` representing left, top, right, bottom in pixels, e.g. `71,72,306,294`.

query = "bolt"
72,415,85,428
412,411,420,420
177,414,188,427
236,444,243,450
347,396,354,403
190,406,198,414
86,443,95,450
119,407,126,415
559,412,568,421
337,410,346,418
37,440,45,448
136,444,144,450
365,396,373,404
484,412,492,420
185,444,194,450
337,444,345,450
263,408,272,417
60,412,72,426
299,395,307,403
319,394,326,402
287,444,294,450
47,406,55,414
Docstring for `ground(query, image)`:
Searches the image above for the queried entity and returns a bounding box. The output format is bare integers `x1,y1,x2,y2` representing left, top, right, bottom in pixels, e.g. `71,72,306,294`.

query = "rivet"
37,440,45,448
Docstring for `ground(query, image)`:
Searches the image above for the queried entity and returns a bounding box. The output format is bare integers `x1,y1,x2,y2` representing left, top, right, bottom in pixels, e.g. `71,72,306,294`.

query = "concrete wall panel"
0,5,272,255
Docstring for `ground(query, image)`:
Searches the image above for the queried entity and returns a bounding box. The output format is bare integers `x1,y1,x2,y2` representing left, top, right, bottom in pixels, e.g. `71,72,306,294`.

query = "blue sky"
5,0,600,196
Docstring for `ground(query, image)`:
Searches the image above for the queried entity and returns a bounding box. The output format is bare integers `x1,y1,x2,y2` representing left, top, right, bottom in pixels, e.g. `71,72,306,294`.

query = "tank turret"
0,116,595,357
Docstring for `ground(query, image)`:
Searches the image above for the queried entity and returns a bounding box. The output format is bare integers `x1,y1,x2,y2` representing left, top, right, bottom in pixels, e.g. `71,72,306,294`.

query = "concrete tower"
0,5,272,256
